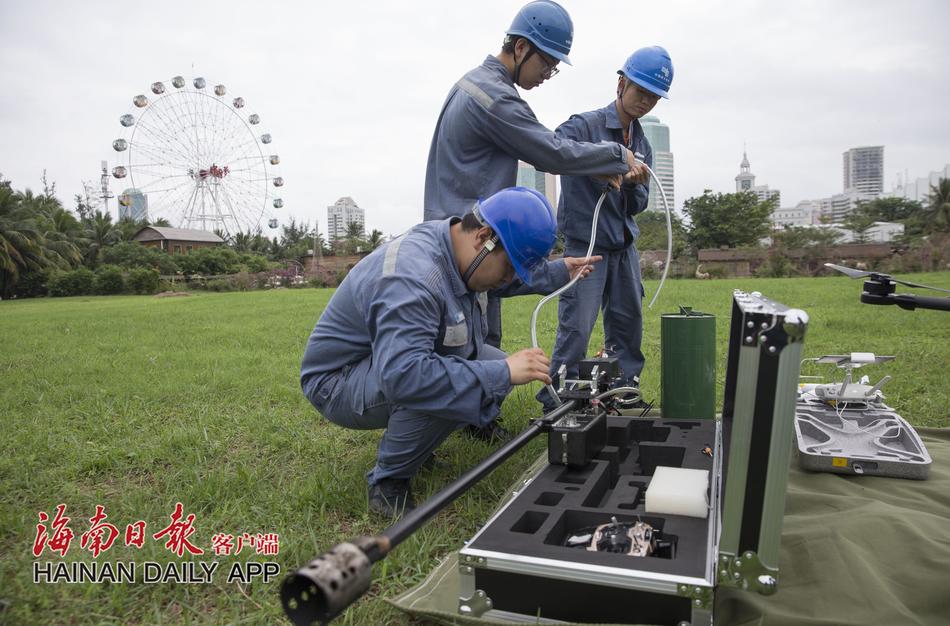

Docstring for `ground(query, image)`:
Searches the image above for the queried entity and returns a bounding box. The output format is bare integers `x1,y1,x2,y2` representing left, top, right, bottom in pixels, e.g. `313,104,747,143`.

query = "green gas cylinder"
661,306,716,419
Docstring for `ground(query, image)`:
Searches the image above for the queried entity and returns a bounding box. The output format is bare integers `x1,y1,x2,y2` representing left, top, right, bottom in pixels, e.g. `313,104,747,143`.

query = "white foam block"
645,466,710,519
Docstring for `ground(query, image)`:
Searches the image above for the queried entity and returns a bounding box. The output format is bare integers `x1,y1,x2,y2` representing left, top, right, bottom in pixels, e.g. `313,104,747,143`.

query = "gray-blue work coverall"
301,219,570,485
539,103,652,409
423,55,630,347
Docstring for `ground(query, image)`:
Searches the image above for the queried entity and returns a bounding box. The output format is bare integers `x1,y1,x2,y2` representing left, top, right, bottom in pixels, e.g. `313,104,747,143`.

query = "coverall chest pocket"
440,309,469,353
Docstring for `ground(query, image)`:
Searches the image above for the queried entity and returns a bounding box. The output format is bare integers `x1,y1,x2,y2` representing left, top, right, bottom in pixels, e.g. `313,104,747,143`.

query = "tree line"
634,179,949,255
0,173,386,298
3,171,948,298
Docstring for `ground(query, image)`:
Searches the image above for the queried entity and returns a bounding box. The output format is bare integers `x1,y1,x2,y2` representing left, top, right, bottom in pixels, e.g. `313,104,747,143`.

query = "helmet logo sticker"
660,66,670,78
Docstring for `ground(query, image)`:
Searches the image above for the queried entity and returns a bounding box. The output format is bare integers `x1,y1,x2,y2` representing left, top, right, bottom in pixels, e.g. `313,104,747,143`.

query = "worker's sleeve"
493,258,571,298
367,273,511,427
469,94,628,176
623,135,652,217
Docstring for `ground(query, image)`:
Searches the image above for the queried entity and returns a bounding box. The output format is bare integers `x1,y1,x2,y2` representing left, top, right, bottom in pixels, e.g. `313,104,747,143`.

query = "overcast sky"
1,0,948,237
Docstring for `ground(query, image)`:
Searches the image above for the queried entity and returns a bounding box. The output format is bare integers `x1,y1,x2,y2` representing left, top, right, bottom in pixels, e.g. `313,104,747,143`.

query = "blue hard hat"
477,187,556,285
506,0,574,66
619,46,674,99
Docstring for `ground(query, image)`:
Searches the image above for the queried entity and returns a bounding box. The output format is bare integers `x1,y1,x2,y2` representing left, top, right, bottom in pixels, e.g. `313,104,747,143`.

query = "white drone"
800,352,895,406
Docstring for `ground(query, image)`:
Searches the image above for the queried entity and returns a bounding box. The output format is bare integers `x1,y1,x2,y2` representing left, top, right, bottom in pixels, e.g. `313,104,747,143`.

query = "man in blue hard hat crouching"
301,187,601,517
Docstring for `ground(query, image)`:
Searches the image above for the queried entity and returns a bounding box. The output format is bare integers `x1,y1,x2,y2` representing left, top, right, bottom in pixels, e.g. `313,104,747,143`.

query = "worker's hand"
506,348,552,386
593,174,622,190
563,255,602,281
624,157,650,186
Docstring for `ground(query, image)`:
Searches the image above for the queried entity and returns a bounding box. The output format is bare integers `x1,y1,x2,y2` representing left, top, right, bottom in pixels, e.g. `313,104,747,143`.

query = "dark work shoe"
367,478,415,518
465,419,512,444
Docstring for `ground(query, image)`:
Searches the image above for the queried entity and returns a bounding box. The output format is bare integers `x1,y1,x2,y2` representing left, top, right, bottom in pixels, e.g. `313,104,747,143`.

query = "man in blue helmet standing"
424,0,646,442
301,187,600,517
539,46,674,413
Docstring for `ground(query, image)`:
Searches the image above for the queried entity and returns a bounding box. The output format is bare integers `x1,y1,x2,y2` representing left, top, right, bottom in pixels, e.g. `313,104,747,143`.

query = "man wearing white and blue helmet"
540,46,674,413
301,188,600,517
424,1,645,442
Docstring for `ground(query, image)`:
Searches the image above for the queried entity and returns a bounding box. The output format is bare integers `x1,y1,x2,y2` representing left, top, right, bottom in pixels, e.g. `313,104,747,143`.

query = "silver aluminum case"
457,291,807,625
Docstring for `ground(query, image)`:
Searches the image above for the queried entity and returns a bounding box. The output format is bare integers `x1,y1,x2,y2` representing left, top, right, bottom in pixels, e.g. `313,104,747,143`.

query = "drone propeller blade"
824,263,871,279
889,277,950,293
825,262,950,293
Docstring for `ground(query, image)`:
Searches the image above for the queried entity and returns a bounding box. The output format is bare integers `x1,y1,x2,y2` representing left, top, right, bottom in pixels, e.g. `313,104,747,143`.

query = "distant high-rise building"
516,161,558,214
326,196,364,241
639,115,674,212
884,163,950,203
817,191,876,223
118,188,148,222
734,150,780,205
843,146,884,195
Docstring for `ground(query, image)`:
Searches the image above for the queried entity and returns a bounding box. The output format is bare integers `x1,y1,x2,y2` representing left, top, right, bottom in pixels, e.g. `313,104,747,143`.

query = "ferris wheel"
110,75,283,236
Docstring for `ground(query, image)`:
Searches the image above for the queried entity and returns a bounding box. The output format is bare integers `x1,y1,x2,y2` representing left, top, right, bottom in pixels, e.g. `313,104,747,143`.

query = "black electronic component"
547,408,607,467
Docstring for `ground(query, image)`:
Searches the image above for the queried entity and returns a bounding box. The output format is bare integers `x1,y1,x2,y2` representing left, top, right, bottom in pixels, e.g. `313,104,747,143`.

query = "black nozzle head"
281,573,332,625
281,542,373,625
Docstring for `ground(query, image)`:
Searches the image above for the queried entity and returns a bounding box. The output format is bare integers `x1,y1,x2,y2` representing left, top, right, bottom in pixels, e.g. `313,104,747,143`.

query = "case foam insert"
468,417,717,579
646,466,710,518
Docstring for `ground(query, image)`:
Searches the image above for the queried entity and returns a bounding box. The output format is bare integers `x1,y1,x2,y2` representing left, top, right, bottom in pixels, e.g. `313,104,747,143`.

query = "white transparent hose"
529,161,673,406
531,190,607,405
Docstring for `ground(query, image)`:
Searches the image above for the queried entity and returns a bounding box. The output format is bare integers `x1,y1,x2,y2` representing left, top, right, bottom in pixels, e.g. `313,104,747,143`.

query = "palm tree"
335,220,366,255
82,210,118,267
231,230,253,252
367,229,385,250
115,217,148,242
26,192,82,269
924,178,950,233
0,183,47,296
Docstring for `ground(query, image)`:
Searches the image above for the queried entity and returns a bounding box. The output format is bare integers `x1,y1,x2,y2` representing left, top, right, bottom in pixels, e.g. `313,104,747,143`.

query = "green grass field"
2,273,948,625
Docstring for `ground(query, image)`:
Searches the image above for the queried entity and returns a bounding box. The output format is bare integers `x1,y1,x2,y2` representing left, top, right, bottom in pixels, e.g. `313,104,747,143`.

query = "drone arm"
861,292,950,312
866,375,892,397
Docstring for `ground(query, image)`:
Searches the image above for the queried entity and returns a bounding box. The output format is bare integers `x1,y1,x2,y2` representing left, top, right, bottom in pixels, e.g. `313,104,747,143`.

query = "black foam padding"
468,418,717,579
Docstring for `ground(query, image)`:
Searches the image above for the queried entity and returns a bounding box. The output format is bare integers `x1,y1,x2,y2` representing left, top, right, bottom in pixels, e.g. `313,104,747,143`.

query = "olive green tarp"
387,428,950,626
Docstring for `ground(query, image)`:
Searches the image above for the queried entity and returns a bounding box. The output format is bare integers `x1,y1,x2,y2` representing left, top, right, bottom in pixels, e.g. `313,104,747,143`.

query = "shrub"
94,265,126,295
201,278,237,292
755,252,795,278
48,268,95,297
240,254,269,273
231,271,253,291
192,247,242,275
128,267,161,294
101,242,178,274
13,269,50,298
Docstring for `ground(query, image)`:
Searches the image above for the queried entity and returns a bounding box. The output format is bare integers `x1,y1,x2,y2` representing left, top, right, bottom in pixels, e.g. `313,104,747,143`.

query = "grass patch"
1,273,948,624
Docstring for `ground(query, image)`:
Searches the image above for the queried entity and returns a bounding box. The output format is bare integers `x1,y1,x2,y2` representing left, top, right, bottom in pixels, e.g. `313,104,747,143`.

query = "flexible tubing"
529,161,672,406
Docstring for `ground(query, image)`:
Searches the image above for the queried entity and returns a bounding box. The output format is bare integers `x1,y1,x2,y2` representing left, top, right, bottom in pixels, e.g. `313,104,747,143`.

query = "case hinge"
458,589,492,617
717,550,778,595
676,583,714,610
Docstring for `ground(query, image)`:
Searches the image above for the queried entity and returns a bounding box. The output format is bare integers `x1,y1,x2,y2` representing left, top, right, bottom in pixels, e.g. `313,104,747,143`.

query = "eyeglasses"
535,48,560,78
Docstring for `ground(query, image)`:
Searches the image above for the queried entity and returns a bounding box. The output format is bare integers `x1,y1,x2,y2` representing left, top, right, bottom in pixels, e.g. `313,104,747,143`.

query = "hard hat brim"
618,70,670,99
507,29,573,66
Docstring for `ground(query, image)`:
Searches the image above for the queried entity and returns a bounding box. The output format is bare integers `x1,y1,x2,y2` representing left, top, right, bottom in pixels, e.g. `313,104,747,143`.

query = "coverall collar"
604,100,624,131
440,217,470,298
483,55,515,88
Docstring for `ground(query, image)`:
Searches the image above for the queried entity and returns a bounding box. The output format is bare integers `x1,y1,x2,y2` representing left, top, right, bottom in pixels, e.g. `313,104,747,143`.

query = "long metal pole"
281,400,577,625
384,399,576,547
